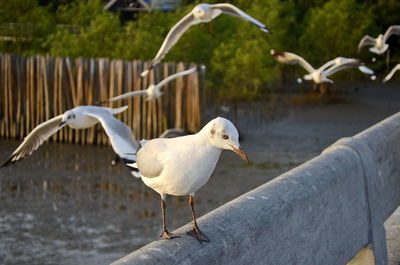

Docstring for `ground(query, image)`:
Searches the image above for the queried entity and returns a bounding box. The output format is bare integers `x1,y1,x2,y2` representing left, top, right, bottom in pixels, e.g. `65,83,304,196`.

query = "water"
0,139,280,265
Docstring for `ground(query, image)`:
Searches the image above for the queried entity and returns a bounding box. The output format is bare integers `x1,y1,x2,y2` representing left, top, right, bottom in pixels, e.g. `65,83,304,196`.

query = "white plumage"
1,106,138,167
102,67,200,103
358,25,400,55
141,3,270,77
271,50,375,84
133,117,248,241
383,64,400,83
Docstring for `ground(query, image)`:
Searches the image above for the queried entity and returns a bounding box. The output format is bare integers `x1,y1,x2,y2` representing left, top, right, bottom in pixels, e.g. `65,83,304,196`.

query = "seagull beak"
59,121,66,127
232,146,249,164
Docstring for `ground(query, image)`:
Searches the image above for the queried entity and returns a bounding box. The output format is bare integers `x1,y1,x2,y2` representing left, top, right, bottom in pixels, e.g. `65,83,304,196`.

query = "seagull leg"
186,195,210,242
157,198,179,240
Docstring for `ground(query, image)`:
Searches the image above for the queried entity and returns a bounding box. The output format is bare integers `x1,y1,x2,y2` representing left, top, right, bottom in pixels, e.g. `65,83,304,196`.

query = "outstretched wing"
156,66,198,88
271,50,315,74
141,12,197,77
1,115,64,167
211,3,270,33
358,35,376,52
85,109,139,162
100,90,147,104
383,25,400,42
383,64,400,83
324,59,361,77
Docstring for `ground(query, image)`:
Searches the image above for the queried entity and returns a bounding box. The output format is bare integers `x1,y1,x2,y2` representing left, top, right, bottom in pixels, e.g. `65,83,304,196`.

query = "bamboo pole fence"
0,53,203,145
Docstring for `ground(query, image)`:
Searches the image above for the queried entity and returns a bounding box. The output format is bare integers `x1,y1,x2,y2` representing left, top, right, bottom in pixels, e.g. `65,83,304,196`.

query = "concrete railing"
111,112,400,265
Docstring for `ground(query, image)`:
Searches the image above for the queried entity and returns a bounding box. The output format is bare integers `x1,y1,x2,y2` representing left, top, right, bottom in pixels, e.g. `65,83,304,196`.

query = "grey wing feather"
1,115,63,167
324,60,360,77
85,110,139,161
105,90,147,103
383,64,400,82
156,67,197,88
151,12,196,66
384,25,400,42
358,35,376,52
136,139,165,178
211,3,269,32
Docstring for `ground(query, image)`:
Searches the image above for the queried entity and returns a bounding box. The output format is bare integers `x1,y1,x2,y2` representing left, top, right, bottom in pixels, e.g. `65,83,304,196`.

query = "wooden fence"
0,53,202,144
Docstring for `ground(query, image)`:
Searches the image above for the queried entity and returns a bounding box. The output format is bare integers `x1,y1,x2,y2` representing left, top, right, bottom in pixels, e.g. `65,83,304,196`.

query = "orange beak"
232,147,249,164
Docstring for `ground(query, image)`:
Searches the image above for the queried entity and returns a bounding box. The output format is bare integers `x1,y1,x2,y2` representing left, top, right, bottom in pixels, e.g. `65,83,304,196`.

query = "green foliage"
45,0,124,58
210,0,296,101
1,0,400,101
299,0,373,66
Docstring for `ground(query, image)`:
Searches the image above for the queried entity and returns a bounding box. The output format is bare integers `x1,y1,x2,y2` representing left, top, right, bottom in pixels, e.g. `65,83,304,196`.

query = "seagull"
271,50,375,84
131,117,248,242
100,66,200,104
141,3,270,77
0,106,139,169
383,64,400,83
358,25,400,55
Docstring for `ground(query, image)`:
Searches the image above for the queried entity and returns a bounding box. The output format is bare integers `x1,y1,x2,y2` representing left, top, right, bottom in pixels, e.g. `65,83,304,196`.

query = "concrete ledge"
112,112,400,265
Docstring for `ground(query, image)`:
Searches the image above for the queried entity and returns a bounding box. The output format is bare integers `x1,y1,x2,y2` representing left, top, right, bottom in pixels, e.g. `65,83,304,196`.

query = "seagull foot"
157,230,180,240
187,227,210,242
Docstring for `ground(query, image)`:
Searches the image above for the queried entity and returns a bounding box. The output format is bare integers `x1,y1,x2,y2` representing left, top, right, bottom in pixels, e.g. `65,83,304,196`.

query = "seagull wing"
1,115,64,167
271,50,315,74
211,3,270,33
141,12,197,76
324,59,361,77
383,64,400,83
136,139,166,178
85,109,139,162
318,57,354,72
358,35,376,52
156,67,198,89
102,90,147,103
383,25,400,42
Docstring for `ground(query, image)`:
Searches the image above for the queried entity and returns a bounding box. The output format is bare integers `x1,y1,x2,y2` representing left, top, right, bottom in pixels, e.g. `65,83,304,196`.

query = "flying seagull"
270,50,375,84
358,25,400,55
0,106,139,168
130,117,248,242
383,64,400,83
141,3,270,77
101,66,201,104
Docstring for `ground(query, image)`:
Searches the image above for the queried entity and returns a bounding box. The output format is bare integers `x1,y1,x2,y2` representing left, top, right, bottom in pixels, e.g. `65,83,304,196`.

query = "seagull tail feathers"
122,158,141,178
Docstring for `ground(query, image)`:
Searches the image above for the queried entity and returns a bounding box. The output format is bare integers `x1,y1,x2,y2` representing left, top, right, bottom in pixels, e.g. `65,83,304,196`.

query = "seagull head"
146,84,163,101
193,4,209,19
205,117,248,163
60,110,76,127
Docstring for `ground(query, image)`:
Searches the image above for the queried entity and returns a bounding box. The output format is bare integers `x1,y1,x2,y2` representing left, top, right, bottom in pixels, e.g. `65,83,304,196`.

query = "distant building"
104,0,181,13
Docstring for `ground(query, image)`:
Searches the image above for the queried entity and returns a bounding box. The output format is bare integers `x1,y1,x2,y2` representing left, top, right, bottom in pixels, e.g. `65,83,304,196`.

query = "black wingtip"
0,156,15,168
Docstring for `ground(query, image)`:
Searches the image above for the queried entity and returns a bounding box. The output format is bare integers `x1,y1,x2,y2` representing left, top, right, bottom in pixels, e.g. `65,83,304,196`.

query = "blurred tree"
299,0,373,66
0,0,55,55
45,0,124,58
210,0,296,101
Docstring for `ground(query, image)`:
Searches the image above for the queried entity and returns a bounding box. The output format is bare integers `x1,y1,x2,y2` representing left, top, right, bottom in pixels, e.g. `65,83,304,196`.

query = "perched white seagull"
131,117,248,242
101,66,200,104
0,106,139,168
141,3,270,77
383,64,400,83
270,50,375,84
358,25,400,55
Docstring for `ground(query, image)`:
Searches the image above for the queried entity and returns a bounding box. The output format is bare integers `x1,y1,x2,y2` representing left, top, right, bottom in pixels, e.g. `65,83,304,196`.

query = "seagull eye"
72,114,76,119
222,133,229,140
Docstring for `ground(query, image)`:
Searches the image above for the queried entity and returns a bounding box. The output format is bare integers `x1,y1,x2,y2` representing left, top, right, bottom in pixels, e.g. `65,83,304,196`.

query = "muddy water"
0,138,285,265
